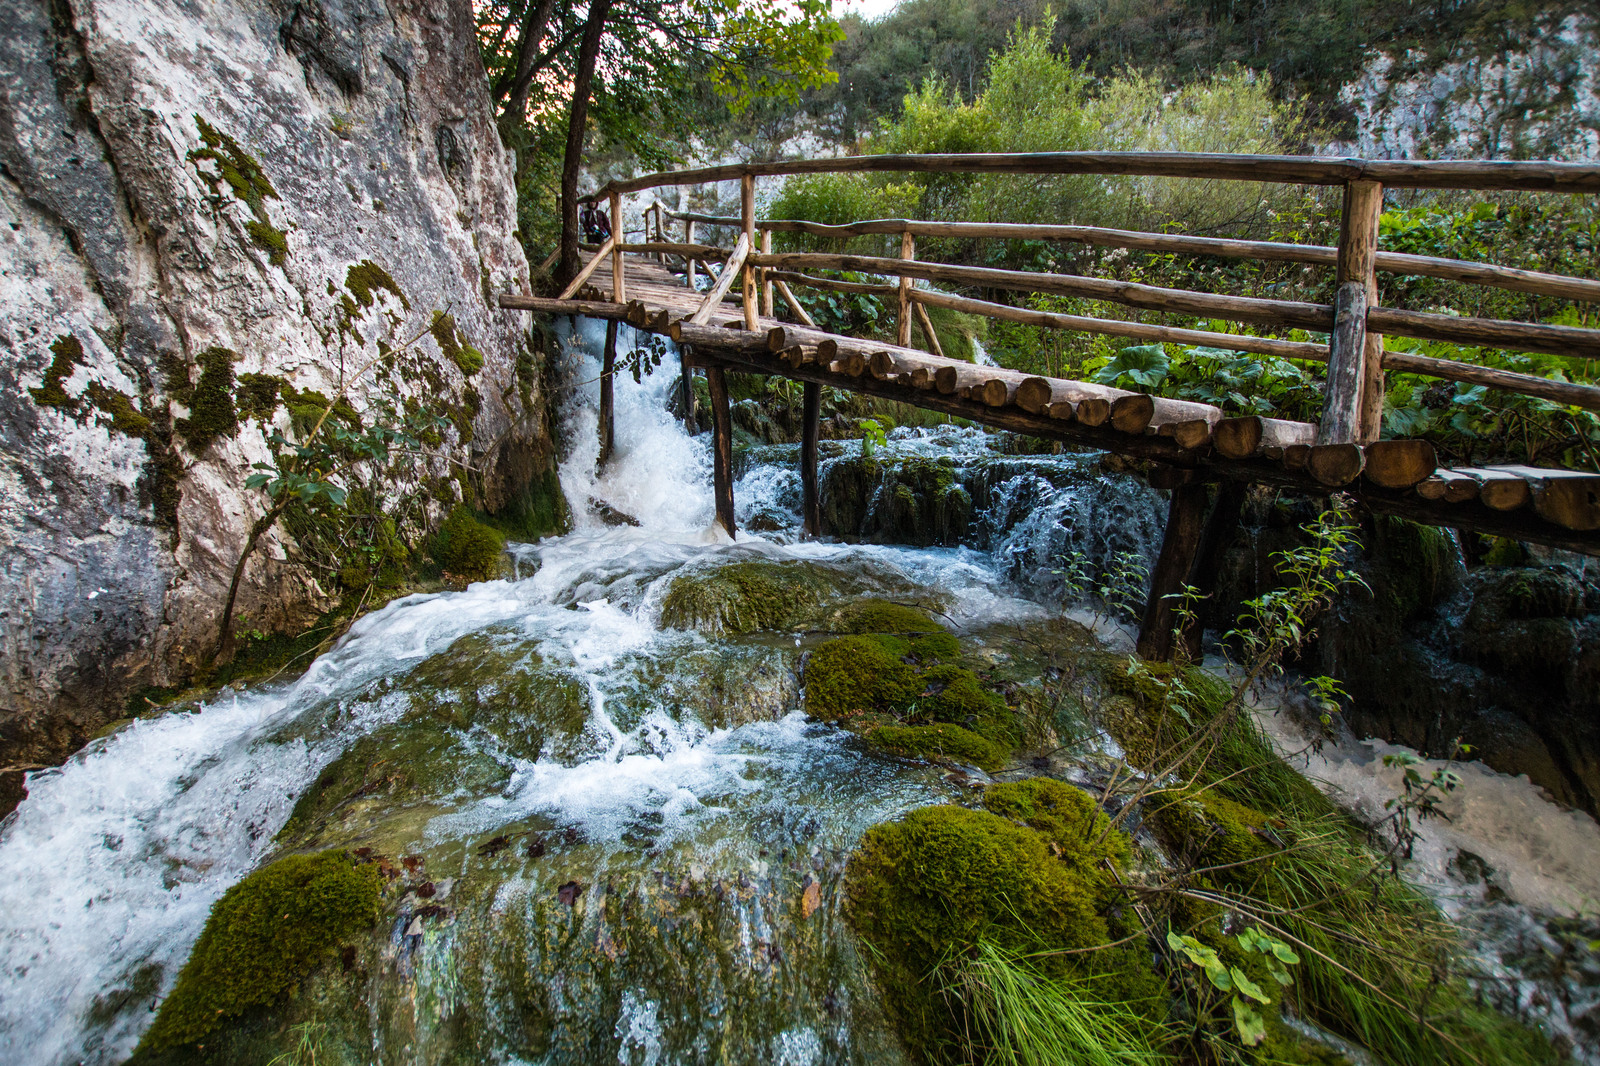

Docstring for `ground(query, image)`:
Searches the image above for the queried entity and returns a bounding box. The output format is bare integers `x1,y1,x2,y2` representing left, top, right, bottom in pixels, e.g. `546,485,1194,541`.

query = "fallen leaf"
477,835,511,857
401,855,423,873
801,879,822,918
416,881,436,898
557,880,583,906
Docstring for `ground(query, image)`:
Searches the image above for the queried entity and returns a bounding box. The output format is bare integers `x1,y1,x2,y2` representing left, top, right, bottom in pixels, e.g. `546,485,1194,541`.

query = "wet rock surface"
0,0,548,791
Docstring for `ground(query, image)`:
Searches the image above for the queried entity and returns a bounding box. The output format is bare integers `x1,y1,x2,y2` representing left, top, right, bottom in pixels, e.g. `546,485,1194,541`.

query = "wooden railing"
577,151,1600,442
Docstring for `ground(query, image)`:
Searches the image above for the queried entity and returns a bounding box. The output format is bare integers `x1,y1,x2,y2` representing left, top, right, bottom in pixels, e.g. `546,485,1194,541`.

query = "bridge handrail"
584,151,1600,197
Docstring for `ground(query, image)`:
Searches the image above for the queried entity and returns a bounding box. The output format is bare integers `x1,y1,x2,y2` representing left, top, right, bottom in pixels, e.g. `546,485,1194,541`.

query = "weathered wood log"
838,351,867,377
1339,179,1385,442
610,190,626,304
1484,465,1600,530
760,229,774,319
741,173,758,331
774,279,816,327
557,236,618,300
754,252,1334,332
1182,480,1248,659
869,351,898,380
599,318,618,467
678,349,697,435
897,230,915,347
1370,305,1600,360
1212,416,1317,459
1138,483,1209,661
616,241,732,260
688,233,751,326
913,288,1328,363
1147,464,1199,490
597,152,1600,198
910,367,934,390
498,294,628,319
980,377,1019,408
1380,348,1600,411
1308,443,1365,486
801,381,821,536
1111,394,1155,434
1319,281,1369,444
1046,400,1078,422
1416,470,1482,503
1363,439,1437,490
1456,467,1532,511
707,365,736,538
669,318,780,354
1282,444,1311,471
768,270,898,297
1158,419,1215,451
913,301,945,358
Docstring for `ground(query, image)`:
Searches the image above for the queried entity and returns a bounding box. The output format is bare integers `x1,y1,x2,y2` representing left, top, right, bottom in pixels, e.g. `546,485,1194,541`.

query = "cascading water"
0,319,1595,1064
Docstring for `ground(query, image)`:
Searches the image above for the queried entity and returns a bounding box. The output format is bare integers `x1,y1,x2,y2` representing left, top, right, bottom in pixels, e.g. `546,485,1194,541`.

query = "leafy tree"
476,0,843,281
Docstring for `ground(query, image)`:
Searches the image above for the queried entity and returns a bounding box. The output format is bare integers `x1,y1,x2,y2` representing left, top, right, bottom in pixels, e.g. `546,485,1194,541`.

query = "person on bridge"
581,202,611,244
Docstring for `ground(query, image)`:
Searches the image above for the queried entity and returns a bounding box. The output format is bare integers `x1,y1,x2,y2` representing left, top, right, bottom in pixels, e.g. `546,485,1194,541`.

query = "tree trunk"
500,0,559,121
557,0,614,286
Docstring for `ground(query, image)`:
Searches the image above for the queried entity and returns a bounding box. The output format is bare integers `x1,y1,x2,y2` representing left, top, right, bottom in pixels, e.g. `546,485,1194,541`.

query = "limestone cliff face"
0,0,548,783
1333,12,1600,161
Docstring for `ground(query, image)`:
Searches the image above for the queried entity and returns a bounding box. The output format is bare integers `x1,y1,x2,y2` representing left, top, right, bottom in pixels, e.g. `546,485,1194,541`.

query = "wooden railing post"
707,364,737,537
1319,179,1382,444
610,189,626,304
897,229,915,347
599,318,618,467
685,217,697,288
741,172,758,330
760,229,775,318
801,381,821,536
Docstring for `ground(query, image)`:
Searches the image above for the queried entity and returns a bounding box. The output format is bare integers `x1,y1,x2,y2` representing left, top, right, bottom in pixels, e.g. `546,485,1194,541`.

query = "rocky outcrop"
0,0,552,796
1333,11,1599,161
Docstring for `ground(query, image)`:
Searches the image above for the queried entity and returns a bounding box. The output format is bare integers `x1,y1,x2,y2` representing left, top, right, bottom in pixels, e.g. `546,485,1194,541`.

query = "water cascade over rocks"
1,320,1597,1064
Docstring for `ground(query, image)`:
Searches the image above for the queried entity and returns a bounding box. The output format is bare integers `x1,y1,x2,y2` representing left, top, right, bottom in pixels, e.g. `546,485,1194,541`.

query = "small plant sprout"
859,417,888,456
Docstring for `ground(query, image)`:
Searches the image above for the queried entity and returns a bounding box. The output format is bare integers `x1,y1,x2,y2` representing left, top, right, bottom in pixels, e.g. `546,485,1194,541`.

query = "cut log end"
1076,397,1111,427
869,351,898,380
1364,439,1438,490
1308,443,1365,486
981,378,1015,408
1045,400,1076,422
1109,393,1155,435
1532,476,1600,531
934,365,961,395
1213,416,1264,459
1016,377,1054,414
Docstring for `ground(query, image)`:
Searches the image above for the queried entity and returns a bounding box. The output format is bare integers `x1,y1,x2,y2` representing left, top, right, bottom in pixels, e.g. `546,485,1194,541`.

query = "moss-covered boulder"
429,505,507,582
658,559,830,634
844,793,1159,1062
864,723,1006,771
804,634,923,720
134,851,383,1056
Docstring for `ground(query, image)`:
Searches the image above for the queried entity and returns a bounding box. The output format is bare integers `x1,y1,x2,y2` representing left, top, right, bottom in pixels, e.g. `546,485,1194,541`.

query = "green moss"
429,505,506,582
1146,788,1279,872
490,462,569,541
1481,536,1529,568
244,219,288,265
803,634,921,720
345,260,408,311
82,382,151,436
30,334,84,410
845,802,1158,1061
180,346,239,452
659,560,832,634
865,723,1007,770
235,373,284,421
830,599,939,635
1372,516,1457,621
134,850,382,1054
188,116,278,217
430,311,483,376
982,777,1129,871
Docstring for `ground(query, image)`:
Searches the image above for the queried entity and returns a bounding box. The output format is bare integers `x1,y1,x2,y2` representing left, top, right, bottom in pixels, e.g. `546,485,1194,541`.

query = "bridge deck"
507,252,1600,557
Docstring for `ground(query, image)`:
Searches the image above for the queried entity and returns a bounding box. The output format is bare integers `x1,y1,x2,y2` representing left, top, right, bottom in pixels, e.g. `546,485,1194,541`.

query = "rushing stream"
1,321,1597,1064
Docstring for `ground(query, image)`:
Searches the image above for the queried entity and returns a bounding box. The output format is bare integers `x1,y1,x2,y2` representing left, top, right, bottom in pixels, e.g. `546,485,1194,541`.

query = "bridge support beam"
679,350,698,435
599,318,618,467
801,381,822,536
1137,480,1208,661
706,364,737,538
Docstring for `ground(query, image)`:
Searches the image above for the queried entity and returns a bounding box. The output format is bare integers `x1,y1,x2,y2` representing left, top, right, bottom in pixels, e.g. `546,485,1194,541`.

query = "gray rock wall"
0,0,547,784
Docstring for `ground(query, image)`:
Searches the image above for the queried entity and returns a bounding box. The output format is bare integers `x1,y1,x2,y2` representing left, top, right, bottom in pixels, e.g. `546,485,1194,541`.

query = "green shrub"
136,851,382,1053
430,505,506,581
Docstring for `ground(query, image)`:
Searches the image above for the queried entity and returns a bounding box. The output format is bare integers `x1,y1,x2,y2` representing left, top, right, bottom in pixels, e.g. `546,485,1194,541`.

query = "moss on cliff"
29,334,84,410
428,505,506,582
134,850,382,1055
430,311,484,376
188,116,288,265
345,260,409,311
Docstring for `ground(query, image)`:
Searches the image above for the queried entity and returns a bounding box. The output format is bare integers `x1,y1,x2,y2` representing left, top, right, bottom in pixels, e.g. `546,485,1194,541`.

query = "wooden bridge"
502,151,1600,658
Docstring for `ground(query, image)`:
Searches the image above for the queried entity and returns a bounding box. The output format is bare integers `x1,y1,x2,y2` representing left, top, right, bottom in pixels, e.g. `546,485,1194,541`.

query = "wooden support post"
599,318,618,467
679,347,698,435
1179,481,1247,661
801,381,822,536
897,229,914,348
706,364,737,537
610,190,626,304
760,229,775,318
685,218,697,288
1320,179,1382,444
1137,482,1208,661
741,173,758,331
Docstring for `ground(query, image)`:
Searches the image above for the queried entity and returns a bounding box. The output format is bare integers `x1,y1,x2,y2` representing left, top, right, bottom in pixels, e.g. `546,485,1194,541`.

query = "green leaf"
1233,999,1267,1046
1230,967,1270,1003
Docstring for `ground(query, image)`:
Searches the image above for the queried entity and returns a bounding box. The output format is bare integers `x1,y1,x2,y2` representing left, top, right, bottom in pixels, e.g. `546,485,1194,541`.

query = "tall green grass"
957,941,1168,1066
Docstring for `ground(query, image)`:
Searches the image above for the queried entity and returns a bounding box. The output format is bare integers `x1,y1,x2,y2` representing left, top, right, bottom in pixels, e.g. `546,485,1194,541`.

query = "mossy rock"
1145,788,1282,872
803,634,922,721
865,723,1006,771
429,505,507,582
981,777,1129,872
133,851,382,1056
658,559,833,634
844,800,1158,1062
